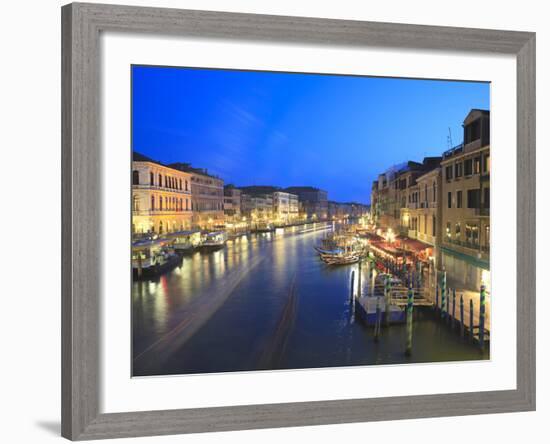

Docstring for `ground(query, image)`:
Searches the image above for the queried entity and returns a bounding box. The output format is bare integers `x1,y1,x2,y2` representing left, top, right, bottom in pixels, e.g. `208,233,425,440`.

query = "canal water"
132,223,488,376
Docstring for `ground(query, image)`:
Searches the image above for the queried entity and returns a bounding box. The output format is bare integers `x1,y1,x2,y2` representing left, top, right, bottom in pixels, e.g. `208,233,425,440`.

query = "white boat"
132,238,180,279
166,229,201,254
198,231,228,251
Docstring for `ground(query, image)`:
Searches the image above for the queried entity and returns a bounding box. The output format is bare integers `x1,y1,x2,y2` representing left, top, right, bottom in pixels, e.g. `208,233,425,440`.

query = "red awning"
397,237,432,253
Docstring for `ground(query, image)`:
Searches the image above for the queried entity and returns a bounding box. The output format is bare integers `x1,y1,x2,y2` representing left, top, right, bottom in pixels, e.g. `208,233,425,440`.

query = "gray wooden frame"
61,2,536,440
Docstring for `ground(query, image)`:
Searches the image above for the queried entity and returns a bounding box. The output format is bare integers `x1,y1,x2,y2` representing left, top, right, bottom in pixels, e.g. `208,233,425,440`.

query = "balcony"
134,183,192,194
443,143,464,159
445,237,489,254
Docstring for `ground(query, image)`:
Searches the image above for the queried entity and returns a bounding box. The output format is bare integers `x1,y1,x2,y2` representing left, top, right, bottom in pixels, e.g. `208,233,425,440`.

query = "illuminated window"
132,195,139,211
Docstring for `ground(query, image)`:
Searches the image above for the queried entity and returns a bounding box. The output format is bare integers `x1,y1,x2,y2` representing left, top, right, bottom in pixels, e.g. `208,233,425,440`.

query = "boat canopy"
166,229,201,237
132,238,166,249
204,231,225,237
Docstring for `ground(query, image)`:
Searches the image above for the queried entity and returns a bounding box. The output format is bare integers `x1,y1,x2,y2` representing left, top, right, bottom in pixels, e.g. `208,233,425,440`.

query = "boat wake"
133,255,265,373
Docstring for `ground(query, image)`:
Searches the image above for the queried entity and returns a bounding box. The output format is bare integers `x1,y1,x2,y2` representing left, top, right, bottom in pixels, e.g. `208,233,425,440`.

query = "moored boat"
253,222,275,233
166,229,201,255
198,231,228,251
132,238,180,280
315,231,365,265
321,254,361,265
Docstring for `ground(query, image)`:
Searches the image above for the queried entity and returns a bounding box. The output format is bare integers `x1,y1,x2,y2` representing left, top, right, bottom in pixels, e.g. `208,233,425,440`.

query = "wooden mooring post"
374,296,382,342
469,299,474,343
440,272,447,320
405,286,414,356
357,259,362,297
479,285,486,351
434,284,439,313
384,277,391,326
460,294,465,338
451,288,456,328
349,270,355,302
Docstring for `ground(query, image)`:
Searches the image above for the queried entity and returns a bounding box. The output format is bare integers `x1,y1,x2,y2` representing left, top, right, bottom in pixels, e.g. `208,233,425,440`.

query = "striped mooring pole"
405,285,414,356
435,283,439,313
479,285,486,351
440,271,447,319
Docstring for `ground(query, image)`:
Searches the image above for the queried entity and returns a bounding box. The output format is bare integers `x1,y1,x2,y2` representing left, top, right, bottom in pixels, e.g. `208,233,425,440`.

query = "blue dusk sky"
132,65,489,204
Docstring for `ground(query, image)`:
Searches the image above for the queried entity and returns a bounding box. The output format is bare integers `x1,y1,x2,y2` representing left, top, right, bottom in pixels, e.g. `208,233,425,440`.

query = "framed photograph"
62,2,535,440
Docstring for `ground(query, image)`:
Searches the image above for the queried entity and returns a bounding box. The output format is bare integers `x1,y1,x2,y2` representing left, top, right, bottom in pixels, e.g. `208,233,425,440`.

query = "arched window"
159,221,163,234
179,179,182,190
132,170,139,185
150,172,154,186
159,196,163,211
158,174,163,188
180,198,183,211
151,195,155,211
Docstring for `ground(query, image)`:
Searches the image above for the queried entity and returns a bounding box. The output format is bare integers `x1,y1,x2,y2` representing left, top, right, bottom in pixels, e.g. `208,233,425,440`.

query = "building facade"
169,163,224,229
132,153,193,235
405,167,441,248
284,186,328,220
223,185,242,219
440,109,490,292
369,108,490,294
241,193,274,222
272,191,299,224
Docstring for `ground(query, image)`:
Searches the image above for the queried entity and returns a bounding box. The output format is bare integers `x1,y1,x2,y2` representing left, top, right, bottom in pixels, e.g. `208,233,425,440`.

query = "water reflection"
132,223,487,376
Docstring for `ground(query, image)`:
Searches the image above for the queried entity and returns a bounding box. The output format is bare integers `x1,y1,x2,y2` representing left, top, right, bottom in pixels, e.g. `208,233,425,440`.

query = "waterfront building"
372,158,440,233
371,169,398,230
284,186,328,220
272,191,299,224
405,167,442,248
240,192,274,222
223,185,242,219
169,162,224,229
132,152,193,235
329,201,370,220
328,201,349,219
440,109,490,292
397,158,442,237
